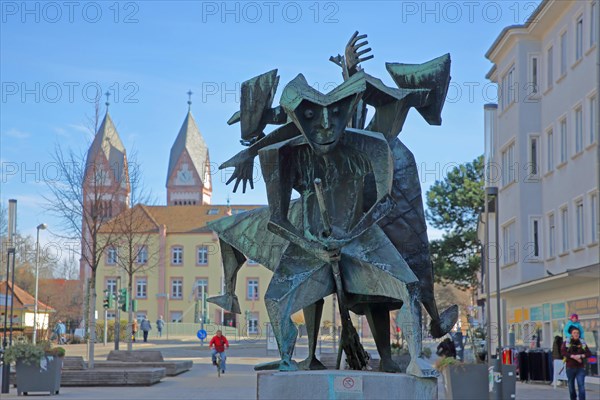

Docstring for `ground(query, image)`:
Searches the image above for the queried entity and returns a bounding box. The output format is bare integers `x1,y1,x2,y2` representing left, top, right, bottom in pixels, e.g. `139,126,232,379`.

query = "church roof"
85,112,128,185
145,205,260,233
166,111,209,186
100,204,262,234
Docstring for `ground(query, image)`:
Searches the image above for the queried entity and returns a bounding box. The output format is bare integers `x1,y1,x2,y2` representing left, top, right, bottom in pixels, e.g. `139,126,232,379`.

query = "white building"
481,0,599,364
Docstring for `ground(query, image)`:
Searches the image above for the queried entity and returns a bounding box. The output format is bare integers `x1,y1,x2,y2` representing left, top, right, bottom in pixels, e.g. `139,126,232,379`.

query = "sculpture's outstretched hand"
220,149,256,193
345,31,373,76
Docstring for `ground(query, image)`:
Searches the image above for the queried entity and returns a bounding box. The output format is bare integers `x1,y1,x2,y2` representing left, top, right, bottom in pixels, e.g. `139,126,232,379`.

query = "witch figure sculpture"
207,32,458,377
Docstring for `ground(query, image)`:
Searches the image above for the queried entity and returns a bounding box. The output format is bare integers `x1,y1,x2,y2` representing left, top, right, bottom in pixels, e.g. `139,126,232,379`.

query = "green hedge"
95,320,131,342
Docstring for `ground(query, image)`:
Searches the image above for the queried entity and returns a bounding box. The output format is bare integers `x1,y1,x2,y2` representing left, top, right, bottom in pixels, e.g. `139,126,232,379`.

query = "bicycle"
215,352,222,377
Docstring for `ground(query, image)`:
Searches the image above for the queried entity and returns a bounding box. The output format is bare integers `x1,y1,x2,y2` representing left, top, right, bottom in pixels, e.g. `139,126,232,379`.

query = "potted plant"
435,357,488,400
390,343,432,373
4,341,65,395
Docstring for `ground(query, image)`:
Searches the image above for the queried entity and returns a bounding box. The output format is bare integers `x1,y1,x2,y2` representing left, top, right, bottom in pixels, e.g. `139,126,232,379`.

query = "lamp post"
485,186,503,400
32,223,47,345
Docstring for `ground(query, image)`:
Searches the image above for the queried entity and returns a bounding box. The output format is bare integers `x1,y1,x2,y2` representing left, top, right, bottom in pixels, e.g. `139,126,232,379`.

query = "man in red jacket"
210,330,229,374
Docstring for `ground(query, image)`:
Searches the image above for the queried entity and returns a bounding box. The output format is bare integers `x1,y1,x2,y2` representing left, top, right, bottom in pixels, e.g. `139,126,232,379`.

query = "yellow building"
96,204,274,335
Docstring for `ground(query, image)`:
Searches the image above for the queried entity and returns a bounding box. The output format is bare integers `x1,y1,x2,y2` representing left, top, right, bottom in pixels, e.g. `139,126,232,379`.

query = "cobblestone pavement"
1,339,597,399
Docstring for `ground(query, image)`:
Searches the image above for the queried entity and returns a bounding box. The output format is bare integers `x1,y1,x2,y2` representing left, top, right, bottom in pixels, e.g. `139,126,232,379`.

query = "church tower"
166,92,212,205
80,98,130,281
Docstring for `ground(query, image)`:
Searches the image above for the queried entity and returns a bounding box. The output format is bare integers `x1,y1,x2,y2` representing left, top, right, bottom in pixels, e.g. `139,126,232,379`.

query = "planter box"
16,356,62,395
391,354,411,373
440,364,488,400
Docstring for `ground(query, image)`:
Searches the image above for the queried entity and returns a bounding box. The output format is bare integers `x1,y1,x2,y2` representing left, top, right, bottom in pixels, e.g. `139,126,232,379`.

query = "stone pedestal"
257,370,437,400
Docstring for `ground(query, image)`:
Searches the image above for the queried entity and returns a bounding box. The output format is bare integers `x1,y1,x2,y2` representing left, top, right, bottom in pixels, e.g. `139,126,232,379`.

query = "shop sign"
567,297,599,316
551,303,566,319
530,306,543,321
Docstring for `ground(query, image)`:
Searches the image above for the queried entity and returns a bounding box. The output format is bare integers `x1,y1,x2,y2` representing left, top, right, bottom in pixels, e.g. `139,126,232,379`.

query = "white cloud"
4,128,30,139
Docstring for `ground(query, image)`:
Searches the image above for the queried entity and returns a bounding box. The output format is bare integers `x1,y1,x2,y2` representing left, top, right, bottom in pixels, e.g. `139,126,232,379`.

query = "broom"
314,178,370,370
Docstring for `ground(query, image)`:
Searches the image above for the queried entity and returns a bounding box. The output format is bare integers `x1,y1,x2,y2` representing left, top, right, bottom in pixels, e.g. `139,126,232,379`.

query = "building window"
560,31,567,76
501,143,516,186
591,95,597,145
575,200,585,248
195,278,208,299
106,278,117,295
529,136,539,178
528,55,538,95
560,118,568,164
247,312,259,334
529,217,541,259
207,208,219,215
547,129,554,172
247,278,259,300
136,312,146,322
107,247,118,265
548,213,556,258
197,246,208,265
170,311,183,323
501,66,515,109
575,107,583,154
546,46,553,89
171,246,183,265
591,2,597,47
561,207,569,253
136,245,148,264
576,16,583,61
171,278,183,299
591,193,598,243
502,221,517,265
136,277,147,299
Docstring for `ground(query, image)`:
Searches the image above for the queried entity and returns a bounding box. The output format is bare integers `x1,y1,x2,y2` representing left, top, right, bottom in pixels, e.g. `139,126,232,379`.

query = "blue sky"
1,0,542,250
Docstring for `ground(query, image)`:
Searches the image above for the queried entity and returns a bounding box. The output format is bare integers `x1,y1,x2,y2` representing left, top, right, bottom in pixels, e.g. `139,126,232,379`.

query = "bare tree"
44,143,126,367
101,152,158,350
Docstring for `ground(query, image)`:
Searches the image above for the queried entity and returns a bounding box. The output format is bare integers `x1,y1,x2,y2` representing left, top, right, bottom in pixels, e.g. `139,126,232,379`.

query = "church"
80,98,274,335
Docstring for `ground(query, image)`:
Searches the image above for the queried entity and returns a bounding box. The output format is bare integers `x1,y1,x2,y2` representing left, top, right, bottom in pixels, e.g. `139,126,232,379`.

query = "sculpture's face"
292,96,357,155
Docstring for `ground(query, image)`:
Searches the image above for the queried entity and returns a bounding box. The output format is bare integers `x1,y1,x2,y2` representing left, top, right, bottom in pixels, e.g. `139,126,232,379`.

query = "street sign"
197,329,207,340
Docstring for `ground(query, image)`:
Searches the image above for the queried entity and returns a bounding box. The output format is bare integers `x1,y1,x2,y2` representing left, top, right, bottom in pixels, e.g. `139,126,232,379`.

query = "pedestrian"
140,316,152,343
209,330,229,374
436,337,456,359
54,320,66,344
552,336,564,359
156,315,165,338
564,313,585,340
132,319,138,342
552,336,567,387
561,326,591,400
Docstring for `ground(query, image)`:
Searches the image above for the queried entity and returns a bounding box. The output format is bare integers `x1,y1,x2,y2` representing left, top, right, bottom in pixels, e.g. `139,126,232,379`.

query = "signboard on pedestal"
266,323,277,351
334,375,363,394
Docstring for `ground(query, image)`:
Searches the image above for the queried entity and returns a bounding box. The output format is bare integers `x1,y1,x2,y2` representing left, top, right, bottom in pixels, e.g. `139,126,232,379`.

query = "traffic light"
103,290,110,309
131,299,138,312
118,288,129,312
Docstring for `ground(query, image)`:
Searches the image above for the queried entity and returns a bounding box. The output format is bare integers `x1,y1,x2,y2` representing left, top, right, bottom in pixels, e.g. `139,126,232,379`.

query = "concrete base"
257,370,437,400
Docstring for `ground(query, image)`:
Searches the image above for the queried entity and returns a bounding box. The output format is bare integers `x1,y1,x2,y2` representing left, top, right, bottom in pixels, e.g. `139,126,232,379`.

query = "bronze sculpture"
208,32,458,376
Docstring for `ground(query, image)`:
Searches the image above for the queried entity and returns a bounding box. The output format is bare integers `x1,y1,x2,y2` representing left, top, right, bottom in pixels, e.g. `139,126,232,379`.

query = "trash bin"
501,364,517,399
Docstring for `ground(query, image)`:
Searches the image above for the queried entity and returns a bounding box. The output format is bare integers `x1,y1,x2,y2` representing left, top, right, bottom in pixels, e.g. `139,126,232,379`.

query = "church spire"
166,91,212,206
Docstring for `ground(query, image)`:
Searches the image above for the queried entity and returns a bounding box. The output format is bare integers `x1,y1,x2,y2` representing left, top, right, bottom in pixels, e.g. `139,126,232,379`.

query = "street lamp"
32,223,47,344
